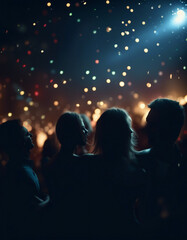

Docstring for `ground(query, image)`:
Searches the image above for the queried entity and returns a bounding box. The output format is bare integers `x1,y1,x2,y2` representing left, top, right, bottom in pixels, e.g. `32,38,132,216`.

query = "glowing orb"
174,10,186,24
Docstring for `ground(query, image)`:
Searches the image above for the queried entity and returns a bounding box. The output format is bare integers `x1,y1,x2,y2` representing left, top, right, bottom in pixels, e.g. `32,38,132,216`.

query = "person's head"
0,119,34,156
146,98,185,146
94,108,135,157
56,112,88,151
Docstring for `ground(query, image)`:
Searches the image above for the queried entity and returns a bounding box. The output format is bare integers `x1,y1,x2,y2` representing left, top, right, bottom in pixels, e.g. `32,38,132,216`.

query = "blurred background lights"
174,10,186,24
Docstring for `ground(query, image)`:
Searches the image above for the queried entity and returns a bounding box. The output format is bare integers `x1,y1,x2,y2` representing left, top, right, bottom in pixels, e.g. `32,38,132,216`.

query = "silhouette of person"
44,112,89,239
0,119,49,240
84,108,146,239
136,98,185,239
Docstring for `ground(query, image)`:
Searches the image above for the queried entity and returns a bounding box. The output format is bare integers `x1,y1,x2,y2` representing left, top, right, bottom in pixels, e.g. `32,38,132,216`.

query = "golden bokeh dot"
20,91,25,95
106,0,110,4
106,79,111,83
119,81,125,87
146,82,152,88
135,38,139,42
144,48,148,53
53,101,59,106
8,112,12,117
127,66,131,70
139,102,145,109
125,46,129,50
53,83,58,88
92,87,96,91
142,21,146,25
66,3,70,7
76,103,80,107
87,100,92,105
24,106,29,112
84,88,88,92
122,72,127,76
47,2,51,7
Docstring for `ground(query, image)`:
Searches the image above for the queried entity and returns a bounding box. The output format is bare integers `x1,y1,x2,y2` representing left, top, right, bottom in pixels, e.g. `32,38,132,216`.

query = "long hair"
94,108,136,158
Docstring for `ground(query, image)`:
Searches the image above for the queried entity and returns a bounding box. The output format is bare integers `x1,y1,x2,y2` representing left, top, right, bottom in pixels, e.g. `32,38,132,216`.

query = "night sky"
0,0,187,138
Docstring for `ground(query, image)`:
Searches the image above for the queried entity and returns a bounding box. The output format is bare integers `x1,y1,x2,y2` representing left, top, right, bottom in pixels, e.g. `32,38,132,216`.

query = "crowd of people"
0,98,186,240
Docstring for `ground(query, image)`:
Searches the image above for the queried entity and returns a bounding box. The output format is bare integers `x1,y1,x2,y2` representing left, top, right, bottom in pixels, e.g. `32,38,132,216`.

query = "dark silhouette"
0,120,49,240
44,112,89,239
75,114,93,155
136,98,185,239
84,108,147,239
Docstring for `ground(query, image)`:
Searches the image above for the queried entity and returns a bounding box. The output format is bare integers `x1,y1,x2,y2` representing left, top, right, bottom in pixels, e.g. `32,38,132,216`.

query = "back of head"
94,108,134,157
0,119,23,154
56,112,86,148
147,98,185,144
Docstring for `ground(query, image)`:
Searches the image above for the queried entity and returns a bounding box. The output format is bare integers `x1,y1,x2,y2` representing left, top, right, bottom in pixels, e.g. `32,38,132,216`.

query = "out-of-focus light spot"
33,22,36,26
76,103,80,107
121,32,125,36
139,102,145,109
106,79,111,83
114,44,118,48
119,81,125,87
92,87,96,91
135,38,139,42
37,132,47,148
146,83,152,88
23,121,32,132
50,60,54,64
8,112,12,117
142,21,146,25
41,50,44,53
125,46,129,50
106,27,112,32
122,72,127,76
84,88,88,92
20,91,25,96
63,80,67,84
86,70,90,75
92,76,96,80
183,66,186,70
144,48,149,53
125,31,130,35
27,50,31,55
47,2,51,7
184,95,187,102
87,100,92,105
66,3,71,7
174,10,186,24
133,93,139,99
106,0,110,4
95,59,99,64
24,106,29,112
93,30,97,34
158,71,163,76
127,66,131,70
170,74,173,79
156,43,160,46
130,9,134,12
60,70,64,74
128,20,131,24
54,101,59,106
29,101,34,106
111,71,116,75
53,83,58,88
95,108,101,114
126,6,130,9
